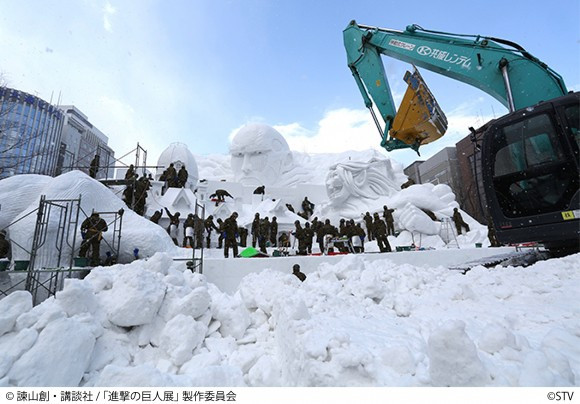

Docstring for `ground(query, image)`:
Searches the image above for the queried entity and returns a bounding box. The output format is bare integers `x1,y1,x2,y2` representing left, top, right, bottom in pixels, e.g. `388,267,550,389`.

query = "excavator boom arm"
343,21,568,152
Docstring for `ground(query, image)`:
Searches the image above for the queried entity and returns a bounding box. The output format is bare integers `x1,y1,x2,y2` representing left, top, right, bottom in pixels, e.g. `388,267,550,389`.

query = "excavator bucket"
389,68,448,148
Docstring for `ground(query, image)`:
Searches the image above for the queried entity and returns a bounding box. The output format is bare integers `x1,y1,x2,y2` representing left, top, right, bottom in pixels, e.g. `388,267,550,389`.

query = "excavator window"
491,112,577,217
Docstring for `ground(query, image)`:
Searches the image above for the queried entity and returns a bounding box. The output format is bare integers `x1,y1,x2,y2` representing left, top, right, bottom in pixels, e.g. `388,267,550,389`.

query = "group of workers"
142,199,475,259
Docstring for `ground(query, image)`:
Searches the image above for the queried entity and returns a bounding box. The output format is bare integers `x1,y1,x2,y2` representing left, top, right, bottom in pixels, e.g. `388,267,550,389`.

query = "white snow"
0,250,577,387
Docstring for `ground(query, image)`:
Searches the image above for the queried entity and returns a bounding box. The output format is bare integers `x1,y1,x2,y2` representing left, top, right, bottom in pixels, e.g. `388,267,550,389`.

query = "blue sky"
1,0,578,168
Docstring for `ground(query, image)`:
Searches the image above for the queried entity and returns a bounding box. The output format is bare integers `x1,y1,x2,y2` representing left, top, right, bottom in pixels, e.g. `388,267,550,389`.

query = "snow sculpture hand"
396,203,439,235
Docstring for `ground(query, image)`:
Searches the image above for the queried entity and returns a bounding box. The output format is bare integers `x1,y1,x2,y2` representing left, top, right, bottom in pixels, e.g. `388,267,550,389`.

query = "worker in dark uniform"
338,219,346,237
216,218,225,248
303,222,314,254
313,218,325,253
238,226,248,247
183,214,195,248
0,231,11,260
79,213,108,266
251,213,260,248
223,212,239,258
133,177,148,216
89,154,100,179
310,217,321,252
453,208,470,235
164,208,181,245
122,182,134,208
194,214,204,249
383,205,395,236
278,232,290,247
209,189,233,206
339,220,354,253
353,223,365,253
204,215,218,248
301,197,315,219
177,165,188,188
166,163,178,188
373,213,391,253
363,212,374,241
292,264,306,282
269,216,278,247
253,185,265,195
150,210,162,224
401,177,416,189
259,217,271,254
321,219,338,254
125,164,136,180
293,220,307,255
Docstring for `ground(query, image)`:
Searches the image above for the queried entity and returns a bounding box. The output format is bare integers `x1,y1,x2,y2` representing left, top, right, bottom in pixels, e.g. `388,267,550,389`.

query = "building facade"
56,105,115,179
403,160,424,184
0,87,64,179
417,147,462,196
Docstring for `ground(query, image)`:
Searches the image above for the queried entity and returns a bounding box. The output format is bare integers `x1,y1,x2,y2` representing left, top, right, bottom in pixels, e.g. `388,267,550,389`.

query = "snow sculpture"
325,158,402,205
156,142,199,188
230,124,308,188
319,157,405,219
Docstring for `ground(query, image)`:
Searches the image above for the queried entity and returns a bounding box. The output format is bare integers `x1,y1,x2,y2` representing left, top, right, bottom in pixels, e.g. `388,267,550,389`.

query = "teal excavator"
344,21,579,254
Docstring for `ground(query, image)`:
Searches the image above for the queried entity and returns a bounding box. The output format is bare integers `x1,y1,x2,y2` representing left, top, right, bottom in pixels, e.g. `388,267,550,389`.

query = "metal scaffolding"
0,196,125,305
440,217,459,249
190,200,206,274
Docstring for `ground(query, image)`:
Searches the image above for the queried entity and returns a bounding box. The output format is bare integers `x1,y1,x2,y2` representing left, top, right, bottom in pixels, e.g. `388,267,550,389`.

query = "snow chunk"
103,266,166,327
478,323,516,354
55,279,100,317
0,291,32,337
159,314,207,366
0,329,38,379
428,320,489,386
211,293,251,339
8,317,96,386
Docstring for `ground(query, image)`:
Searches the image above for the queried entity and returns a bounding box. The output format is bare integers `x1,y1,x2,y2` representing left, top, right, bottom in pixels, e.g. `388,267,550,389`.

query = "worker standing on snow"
164,208,181,246
453,208,470,235
79,213,108,266
383,205,395,236
373,212,391,253
251,213,260,248
223,212,239,258
177,165,188,188
269,216,278,247
363,212,374,241
204,215,218,248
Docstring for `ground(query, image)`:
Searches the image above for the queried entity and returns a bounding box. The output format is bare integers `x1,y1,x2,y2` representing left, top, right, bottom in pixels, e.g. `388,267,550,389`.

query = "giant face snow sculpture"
230,124,293,187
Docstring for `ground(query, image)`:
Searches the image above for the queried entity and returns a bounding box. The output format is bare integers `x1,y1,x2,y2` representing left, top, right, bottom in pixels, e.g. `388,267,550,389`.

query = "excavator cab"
384,68,448,153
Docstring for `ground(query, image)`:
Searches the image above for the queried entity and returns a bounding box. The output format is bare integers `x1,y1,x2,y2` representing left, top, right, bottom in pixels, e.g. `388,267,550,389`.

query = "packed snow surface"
1,251,578,387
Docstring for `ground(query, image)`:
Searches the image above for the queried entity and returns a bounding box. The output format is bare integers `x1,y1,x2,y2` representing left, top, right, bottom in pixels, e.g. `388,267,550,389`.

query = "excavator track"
449,249,552,274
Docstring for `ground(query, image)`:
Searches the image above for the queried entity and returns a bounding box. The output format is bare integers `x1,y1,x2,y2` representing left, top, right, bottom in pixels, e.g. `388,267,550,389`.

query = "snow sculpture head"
230,124,293,187
325,158,400,205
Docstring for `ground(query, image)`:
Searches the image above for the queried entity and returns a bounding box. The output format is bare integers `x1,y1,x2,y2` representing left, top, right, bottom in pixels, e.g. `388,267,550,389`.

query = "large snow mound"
0,171,177,263
1,251,578,387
